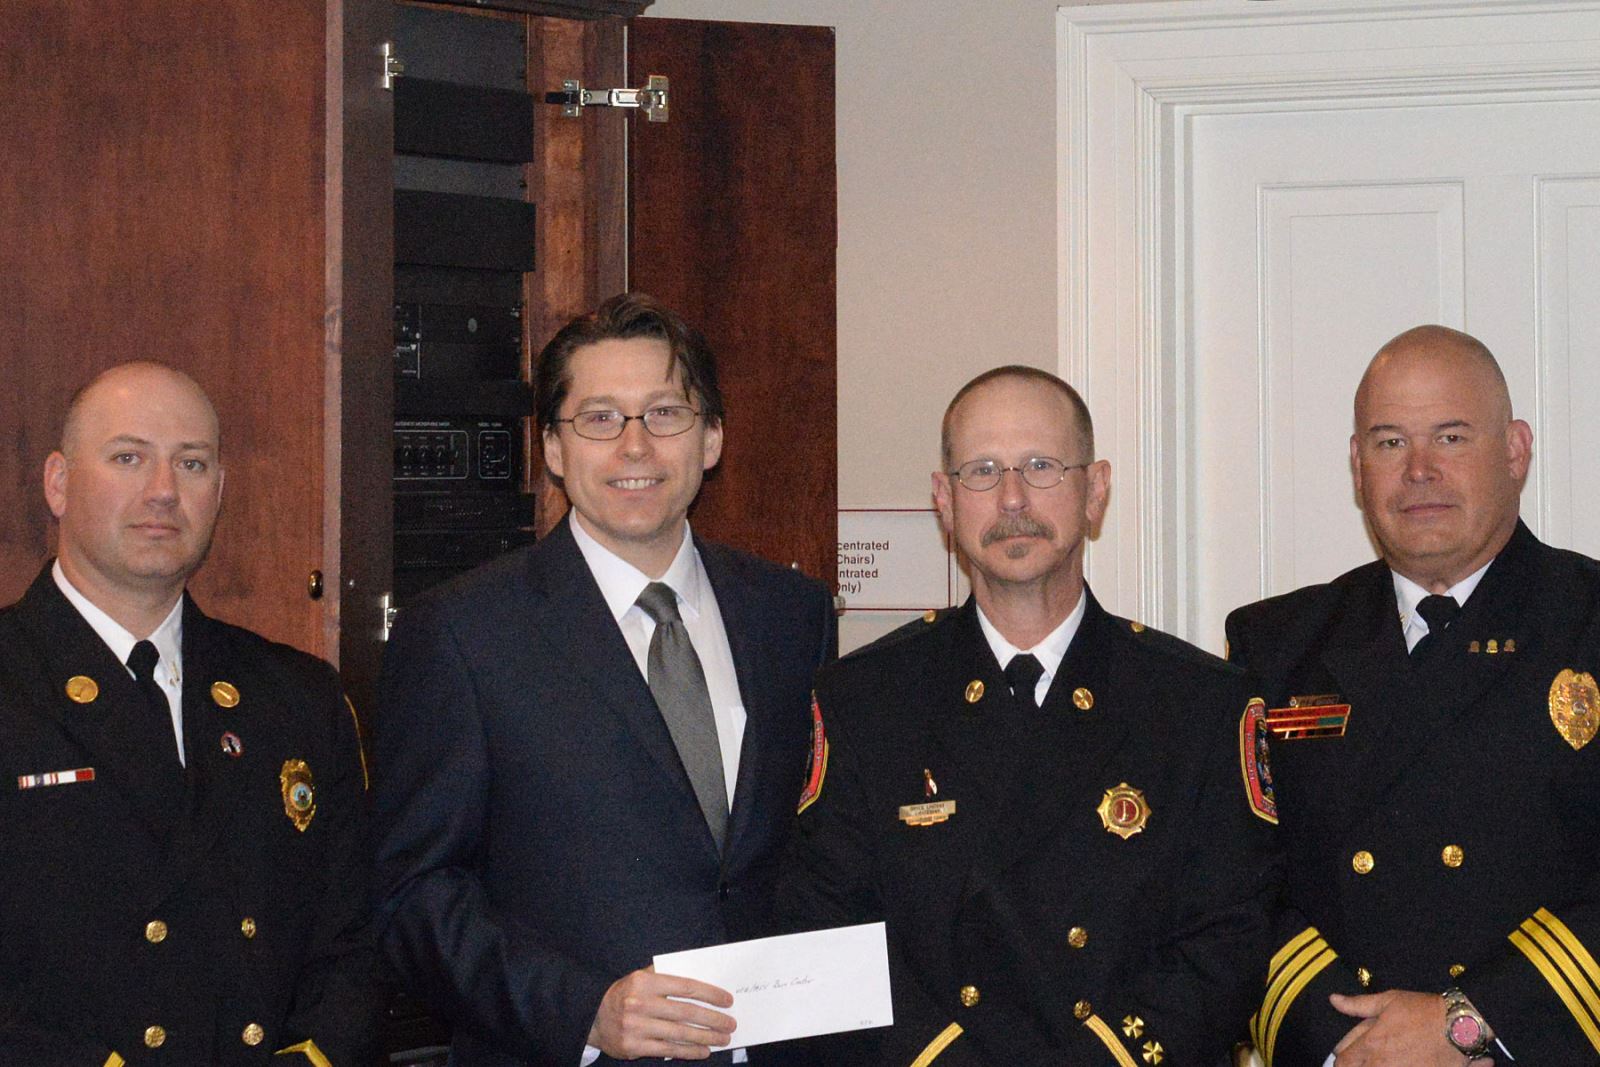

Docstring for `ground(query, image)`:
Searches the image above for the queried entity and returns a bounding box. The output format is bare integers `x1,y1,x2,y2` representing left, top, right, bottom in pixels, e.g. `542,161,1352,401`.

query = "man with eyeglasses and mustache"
778,366,1277,1066
373,293,835,1066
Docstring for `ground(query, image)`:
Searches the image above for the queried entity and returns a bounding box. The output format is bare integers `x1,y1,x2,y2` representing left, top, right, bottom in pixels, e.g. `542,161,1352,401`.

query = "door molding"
1057,0,1600,636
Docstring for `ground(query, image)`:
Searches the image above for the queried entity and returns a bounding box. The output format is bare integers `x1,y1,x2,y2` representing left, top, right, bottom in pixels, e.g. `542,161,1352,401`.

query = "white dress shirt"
53,560,186,765
569,515,749,1065
1392,560,1492,652
975,589,1088,705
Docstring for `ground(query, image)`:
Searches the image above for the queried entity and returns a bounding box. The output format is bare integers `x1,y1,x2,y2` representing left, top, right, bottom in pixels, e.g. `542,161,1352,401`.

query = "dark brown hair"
534,292,726,432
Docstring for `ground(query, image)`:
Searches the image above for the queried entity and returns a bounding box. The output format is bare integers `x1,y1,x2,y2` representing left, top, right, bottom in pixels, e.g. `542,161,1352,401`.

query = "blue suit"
372,518,835,1066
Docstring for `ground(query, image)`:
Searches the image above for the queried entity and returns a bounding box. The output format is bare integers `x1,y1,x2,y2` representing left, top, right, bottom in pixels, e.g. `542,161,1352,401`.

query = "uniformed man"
0,362,377,1064
779,366,1278,1065
1227,325,1600,1066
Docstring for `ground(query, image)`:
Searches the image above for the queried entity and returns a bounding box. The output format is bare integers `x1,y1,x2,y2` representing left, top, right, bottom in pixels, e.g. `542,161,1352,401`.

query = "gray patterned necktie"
636,582,728,851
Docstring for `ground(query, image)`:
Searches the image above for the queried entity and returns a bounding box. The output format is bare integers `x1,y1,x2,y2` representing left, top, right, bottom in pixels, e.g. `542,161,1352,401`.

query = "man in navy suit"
372,293,836,1066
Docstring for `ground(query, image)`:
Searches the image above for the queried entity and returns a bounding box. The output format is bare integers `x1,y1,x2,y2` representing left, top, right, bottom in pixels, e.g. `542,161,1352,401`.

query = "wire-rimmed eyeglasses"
948,456,1090,491
554,405,702,441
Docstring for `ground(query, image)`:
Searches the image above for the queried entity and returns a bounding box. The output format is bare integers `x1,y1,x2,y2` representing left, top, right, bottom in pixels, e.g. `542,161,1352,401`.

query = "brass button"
144,920,168,944
1352,850,1375,875
242,1022,264,1046
923,609,938,623
958,985,980,1008
144,1026,166,1049
1067,926,1089,949
1450,963,1466,978
1072,687,1094,711
1356,967,1372,988
964,680,985,704
240,917,257,939
1130,622,1146,633
1074,999,1092,1020
1442,844,1464,868
211,680,241,708
66,676,100,704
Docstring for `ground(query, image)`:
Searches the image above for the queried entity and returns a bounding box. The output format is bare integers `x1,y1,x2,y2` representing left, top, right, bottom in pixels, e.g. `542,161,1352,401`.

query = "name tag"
898,800,956,826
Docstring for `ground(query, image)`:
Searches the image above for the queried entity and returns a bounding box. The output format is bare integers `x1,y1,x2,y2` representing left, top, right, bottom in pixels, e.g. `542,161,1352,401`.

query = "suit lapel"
9,568,179,844
700,544,779,869
526,522,717,856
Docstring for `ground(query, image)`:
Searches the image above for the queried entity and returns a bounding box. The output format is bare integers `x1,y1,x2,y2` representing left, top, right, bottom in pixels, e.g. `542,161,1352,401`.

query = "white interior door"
1190,100,1600,654
1059,0,1600,655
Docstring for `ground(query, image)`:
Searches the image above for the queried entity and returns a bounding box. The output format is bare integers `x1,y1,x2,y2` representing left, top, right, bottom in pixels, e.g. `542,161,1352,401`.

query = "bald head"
61,362,220,459
1348,325,1530,592
1356,325,1511,431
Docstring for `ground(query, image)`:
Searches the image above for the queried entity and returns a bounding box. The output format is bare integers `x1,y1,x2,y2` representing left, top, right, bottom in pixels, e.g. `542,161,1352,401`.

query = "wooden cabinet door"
0,0,393,710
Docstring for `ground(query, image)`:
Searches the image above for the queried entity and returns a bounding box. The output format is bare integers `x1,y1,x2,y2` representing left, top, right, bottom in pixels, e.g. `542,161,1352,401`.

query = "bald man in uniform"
0,362,376,1065
1228,326,1600,1065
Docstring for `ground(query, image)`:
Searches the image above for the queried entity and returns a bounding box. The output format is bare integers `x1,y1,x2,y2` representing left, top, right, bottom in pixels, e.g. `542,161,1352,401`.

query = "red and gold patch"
1239,697,1278,824
797,695,829,814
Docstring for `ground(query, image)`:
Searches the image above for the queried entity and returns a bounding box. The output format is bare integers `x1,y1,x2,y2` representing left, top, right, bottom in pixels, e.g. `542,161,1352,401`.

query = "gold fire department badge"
1549,669,1599,751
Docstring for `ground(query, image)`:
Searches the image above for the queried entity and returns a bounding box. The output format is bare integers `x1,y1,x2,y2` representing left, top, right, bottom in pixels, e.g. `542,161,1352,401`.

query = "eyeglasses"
554,405,702,441
948,456,1089,492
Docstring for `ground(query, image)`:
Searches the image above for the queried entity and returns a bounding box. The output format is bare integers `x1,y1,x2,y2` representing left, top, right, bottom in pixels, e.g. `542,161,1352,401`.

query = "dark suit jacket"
1226,521,1600,1065
372,518,836,1067
778,591,1278,1066
0,567,378,1066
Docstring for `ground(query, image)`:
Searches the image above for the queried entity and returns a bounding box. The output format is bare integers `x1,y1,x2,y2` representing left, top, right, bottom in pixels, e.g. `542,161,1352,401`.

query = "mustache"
981,515,1055,546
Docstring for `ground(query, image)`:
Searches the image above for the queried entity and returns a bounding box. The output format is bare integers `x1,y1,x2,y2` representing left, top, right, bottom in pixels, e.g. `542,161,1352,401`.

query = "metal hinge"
382,42,405,92
545,75,669,123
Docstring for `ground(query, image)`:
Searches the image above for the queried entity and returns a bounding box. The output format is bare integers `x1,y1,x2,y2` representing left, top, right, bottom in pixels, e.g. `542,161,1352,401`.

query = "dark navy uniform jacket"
0,567,378,1066
1227,521,1600,1065
779,590,1278,1066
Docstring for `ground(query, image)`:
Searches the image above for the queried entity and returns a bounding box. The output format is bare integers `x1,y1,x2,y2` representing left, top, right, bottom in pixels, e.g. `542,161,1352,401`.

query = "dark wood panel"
627,20,837,584
525,14,627,535
0,2,334,654
331,0,396,717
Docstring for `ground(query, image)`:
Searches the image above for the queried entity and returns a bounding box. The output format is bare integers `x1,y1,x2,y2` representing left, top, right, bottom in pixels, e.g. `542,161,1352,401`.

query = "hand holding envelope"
653,922,894,1050
588,966,738,1060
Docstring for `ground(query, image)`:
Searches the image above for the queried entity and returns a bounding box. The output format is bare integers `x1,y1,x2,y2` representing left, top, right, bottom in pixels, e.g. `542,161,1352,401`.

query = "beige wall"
646,0,1072,645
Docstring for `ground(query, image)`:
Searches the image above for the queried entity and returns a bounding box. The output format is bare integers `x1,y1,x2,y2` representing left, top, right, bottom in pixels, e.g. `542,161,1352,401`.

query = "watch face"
1449,1015,1484,1047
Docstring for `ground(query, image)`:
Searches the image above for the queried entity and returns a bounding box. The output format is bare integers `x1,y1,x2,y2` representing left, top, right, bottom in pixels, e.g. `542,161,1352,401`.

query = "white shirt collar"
975,588,1088,682
569,514,707,624
1392,559,1493,641
53,559,184,684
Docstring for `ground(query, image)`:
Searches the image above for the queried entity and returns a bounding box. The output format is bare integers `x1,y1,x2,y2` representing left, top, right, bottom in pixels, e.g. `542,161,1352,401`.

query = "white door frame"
1058,0,1600,636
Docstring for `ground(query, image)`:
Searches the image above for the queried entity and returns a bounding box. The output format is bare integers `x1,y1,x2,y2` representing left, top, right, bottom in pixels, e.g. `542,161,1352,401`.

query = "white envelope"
652,922,894,1048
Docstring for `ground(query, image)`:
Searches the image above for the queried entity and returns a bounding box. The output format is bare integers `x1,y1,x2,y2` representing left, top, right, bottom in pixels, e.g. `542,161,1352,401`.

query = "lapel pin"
219,732,243,758
923,768,938,797
64,676,99,704
1097,782,1151,839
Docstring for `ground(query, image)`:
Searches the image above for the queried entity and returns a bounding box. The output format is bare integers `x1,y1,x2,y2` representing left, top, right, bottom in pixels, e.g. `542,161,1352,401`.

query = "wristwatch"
1443,987,1491,1058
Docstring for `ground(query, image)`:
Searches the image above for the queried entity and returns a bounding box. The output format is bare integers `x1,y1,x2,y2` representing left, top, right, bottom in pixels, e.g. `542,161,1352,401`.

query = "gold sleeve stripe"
1524,914,1600,1032
343,694,371,792
1268,926,1322,980
1083,1015,1140,1067
276,1039,334,1067
908,1022,963,1067
1248,1011,1265,1059
105,1055,126,1067
1260,943,1336,1066
1537,908,1600,1001
1512,919,1600,1053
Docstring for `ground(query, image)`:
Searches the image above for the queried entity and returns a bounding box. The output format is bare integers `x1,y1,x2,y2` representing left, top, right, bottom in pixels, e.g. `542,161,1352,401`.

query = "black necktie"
636,583,728,852
1004,654,1045,712
1410,595,1461,660
127,640,183,773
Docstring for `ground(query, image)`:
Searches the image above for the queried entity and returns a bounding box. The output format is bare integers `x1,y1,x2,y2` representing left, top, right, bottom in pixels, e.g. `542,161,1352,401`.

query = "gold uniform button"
1072,687,1094,711
1067,926,1089,949
959,985,980,1008
1356,967,1372,988
1352,850,1375,875
923,609,938,623
240,917,257,939
1450,963,1467,978
144,920,167,944
1074,999,1092,1020
144,1026,166,1048
242,1023,264,1046
964,680,985,704
65,675,100,704
1442,844,1465,868
1130,622,1146,633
